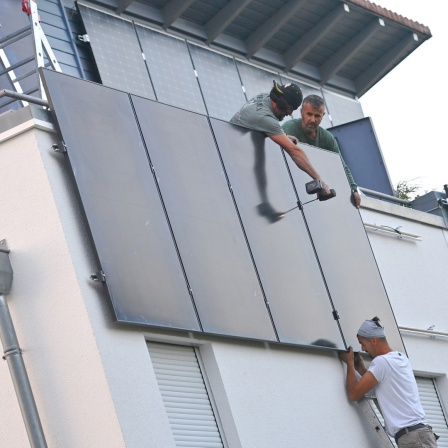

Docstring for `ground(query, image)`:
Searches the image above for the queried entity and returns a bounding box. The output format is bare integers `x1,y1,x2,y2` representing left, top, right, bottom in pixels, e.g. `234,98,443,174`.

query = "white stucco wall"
0,113,174,448
199,340,385,448
360,198,448,332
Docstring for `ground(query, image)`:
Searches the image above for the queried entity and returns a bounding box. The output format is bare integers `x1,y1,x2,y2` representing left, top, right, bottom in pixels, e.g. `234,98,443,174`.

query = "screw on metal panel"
0,239,10,253
51,142,67,153
90,271,106,283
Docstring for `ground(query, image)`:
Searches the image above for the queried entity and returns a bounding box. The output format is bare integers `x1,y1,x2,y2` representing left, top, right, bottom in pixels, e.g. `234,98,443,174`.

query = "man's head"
356,317,389,358
300,95,326,136
270,81,303,121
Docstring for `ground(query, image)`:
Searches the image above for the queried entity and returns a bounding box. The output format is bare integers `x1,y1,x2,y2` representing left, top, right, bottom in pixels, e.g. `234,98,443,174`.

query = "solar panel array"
41,68,404,353
77,2,364,127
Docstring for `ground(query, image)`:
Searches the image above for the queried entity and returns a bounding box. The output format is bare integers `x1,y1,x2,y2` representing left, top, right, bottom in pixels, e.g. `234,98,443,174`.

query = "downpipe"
0,243,47,448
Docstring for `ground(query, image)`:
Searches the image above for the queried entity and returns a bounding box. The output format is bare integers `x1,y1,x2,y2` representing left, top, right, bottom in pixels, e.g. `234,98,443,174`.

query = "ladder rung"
0,56,35,76
0,26,32,49
11,68,38,83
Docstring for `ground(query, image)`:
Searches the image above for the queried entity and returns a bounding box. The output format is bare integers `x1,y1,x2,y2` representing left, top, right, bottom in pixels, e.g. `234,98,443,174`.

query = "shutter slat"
148,342,224,448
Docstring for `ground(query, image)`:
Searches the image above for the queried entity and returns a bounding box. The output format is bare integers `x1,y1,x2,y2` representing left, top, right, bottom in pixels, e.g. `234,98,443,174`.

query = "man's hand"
352,191,361,209
354,352,367,376
316,180,332,197
338,347,354,365
286,134,298,145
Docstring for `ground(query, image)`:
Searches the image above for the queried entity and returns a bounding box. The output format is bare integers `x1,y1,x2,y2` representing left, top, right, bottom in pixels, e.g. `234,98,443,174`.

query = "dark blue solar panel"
41,68,199,330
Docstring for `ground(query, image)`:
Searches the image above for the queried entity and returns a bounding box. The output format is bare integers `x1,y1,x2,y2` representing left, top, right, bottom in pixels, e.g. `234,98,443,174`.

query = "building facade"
0,1,447,447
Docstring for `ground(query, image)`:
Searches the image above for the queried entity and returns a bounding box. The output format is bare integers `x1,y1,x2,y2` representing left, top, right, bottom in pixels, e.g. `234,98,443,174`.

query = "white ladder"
0,0,61,107
358,397,395,447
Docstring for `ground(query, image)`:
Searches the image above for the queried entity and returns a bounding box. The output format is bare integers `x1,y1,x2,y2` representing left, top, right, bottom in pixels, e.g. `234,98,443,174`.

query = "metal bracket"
332,310,340,320
90,271,106,283
0,240,10,254
78,34,90,43
51,142,67,153
3,347,22,360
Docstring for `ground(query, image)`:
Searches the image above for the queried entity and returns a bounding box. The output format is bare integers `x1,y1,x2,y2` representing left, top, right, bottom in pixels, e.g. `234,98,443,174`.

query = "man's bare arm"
270,133,330,195
339,348,377,401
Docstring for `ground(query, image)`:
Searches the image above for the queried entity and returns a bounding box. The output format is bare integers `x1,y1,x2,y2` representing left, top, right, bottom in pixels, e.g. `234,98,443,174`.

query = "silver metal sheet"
132,96,277,341
285,142,405,352
40,68,200,330
211,119,345,348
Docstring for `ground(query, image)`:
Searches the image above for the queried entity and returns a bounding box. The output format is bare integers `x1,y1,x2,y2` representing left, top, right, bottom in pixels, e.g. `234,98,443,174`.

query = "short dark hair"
302,94,325,110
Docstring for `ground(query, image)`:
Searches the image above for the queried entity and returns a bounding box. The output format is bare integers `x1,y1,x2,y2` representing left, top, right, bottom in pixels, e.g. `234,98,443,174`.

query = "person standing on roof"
339,316,439,447
282,94,361,208
230,81,332,199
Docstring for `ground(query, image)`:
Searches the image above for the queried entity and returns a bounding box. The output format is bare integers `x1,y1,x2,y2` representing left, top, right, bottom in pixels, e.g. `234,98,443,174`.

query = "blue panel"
328,117,394,195
132,97,277,341
40,69,200,330
284,143,405,352
188,43,246,121
211,119,345,348
136,25,206,114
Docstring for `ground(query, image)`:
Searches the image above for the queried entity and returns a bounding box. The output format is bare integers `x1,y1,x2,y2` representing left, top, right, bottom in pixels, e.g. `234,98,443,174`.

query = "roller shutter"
147,342,224,448
417,377,448,447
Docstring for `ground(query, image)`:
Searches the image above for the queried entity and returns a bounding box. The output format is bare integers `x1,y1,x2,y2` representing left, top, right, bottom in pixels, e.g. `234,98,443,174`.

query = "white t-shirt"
369,351,426,437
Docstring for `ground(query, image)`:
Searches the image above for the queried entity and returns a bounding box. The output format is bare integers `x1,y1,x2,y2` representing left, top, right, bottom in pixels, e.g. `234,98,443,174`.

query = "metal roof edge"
345,0,432,37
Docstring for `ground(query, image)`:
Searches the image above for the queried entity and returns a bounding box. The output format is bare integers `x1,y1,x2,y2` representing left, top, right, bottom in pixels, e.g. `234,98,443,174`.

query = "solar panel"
285,143,405,352
188,43,246,121
77,3,155,99
322,90,364,126
328,117,394,196
132,96,277,340
236,61,281,102
136,26,206,114
41,68,199,330
211,118,345,348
